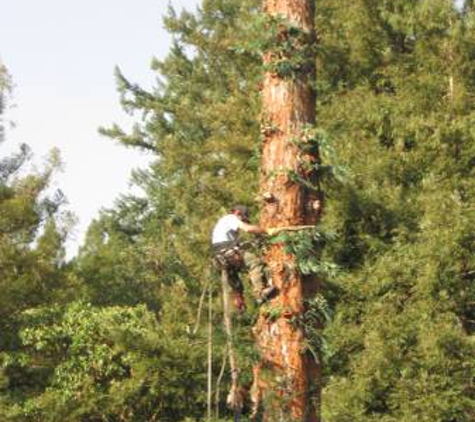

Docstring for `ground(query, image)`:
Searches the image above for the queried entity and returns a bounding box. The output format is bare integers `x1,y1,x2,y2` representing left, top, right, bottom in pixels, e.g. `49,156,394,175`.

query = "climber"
212,205,277,312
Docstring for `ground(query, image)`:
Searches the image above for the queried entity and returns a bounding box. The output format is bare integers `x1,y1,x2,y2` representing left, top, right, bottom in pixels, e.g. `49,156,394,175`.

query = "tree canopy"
2,1,475,421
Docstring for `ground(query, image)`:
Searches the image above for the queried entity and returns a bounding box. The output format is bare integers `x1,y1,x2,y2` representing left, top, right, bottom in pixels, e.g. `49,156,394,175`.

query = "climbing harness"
213,240,246,270
215,246,244,269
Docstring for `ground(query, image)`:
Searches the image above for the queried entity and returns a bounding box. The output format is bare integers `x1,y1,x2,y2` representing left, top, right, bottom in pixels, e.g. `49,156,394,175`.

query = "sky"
0,0,468,258
0,0,200,256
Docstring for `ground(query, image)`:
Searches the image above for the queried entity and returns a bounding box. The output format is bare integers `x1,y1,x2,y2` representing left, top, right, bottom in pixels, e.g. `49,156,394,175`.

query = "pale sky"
0,0,200,256
0,0,467,258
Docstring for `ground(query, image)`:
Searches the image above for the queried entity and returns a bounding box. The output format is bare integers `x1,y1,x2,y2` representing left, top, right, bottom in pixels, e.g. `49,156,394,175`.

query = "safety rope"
221,269,244,421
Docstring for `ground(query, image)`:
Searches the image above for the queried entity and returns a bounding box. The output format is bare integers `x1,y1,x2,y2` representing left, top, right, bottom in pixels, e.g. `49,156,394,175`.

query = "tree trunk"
253,0,320,421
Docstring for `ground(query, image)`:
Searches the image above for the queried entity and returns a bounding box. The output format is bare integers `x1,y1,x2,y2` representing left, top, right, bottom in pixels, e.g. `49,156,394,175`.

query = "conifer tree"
75,1,264,420
7,0,475,420
0,65,75,421
312,1,475,420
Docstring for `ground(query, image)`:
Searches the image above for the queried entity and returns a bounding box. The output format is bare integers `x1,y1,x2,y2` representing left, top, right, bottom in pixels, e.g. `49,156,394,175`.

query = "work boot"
257,286,278,305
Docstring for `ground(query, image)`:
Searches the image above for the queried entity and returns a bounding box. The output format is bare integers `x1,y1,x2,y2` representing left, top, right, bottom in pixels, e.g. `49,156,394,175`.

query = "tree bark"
254,0,320,421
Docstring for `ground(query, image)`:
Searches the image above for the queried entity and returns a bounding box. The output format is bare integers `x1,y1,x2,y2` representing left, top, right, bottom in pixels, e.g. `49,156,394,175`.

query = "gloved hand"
266,227,280,236
233,292,246,313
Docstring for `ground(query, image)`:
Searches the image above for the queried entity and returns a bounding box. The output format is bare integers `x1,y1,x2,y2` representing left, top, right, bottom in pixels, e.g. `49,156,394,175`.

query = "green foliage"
270,228,338,277
2,289,209,422
260,303,285,321
235,14,316,80
0,64,77,422
262,18,316,80
297,126,351,184
289,295,332,364
77,1,475,420
74,1,264,420
317,1,475,420
4,1,475,421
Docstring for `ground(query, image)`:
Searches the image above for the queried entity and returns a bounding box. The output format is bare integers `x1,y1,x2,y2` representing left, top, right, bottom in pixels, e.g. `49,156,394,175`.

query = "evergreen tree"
0,65,75,420
5,0,475,420
61,1,262,420
79,1,475,420
314,1,475,420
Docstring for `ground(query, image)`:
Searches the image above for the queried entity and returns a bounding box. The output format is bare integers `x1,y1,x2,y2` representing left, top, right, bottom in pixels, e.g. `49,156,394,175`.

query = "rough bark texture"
254,0,320,421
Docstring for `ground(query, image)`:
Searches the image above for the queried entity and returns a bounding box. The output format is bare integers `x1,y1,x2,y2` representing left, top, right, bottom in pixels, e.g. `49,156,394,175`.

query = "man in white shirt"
212,205,277,312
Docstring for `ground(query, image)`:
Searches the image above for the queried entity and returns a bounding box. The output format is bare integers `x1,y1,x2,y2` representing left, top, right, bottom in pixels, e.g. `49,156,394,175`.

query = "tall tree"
0,64,75,421
312,1,475,420
78,1,264,420
252,1,321,420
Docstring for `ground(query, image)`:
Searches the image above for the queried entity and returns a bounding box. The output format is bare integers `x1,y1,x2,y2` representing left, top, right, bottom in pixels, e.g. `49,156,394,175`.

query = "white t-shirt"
212,214,241,244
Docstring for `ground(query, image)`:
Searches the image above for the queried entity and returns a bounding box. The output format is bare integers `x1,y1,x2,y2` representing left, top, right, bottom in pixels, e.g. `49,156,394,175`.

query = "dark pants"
213,242,266,299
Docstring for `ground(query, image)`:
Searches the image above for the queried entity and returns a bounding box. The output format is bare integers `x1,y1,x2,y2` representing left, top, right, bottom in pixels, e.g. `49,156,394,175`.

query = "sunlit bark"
253,0,320,420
